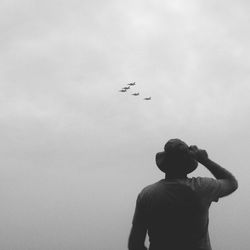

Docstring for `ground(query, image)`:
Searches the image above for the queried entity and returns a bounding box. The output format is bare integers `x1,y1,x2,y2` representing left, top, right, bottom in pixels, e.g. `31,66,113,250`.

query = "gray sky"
0,0,250,249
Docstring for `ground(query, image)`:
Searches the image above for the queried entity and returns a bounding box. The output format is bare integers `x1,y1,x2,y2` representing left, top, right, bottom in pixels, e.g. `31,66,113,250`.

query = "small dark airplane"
128,82,136,86
123,86,130,90
119,89,127,92
144,97,151,100
132,93,139,96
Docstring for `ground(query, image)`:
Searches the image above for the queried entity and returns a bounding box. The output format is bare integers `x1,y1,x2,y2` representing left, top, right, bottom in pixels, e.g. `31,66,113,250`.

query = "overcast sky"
0,0,250,249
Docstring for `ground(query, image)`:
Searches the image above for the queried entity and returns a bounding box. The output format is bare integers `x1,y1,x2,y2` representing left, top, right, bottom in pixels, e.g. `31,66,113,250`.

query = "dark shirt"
132,177,222,250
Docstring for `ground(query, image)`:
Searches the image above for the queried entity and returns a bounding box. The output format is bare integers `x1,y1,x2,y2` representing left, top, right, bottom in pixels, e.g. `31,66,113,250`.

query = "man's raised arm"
189,145,238,198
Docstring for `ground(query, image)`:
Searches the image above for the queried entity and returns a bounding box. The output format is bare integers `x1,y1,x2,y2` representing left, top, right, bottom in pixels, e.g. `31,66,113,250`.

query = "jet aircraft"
123,86,130,90
128,82,136,86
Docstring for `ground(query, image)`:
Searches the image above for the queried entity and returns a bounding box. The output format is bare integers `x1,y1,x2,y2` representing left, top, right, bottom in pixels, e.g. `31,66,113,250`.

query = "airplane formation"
118,82,151,101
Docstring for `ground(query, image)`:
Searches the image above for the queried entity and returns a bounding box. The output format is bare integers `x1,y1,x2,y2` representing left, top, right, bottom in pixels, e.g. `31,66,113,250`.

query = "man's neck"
165,174,187,179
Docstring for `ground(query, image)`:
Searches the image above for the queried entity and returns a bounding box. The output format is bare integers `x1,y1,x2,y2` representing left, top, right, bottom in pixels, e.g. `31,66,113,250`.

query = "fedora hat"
156,139,197,174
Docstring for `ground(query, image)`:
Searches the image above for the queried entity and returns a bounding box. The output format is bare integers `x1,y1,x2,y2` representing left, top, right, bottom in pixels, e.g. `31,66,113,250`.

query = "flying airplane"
132,93,139,96
128,82,136,86
144,97,151,100
119,89,127,92
123,86,130,90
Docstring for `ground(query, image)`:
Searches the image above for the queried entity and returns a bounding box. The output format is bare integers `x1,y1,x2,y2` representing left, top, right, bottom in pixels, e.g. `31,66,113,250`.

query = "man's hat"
155,139,197,174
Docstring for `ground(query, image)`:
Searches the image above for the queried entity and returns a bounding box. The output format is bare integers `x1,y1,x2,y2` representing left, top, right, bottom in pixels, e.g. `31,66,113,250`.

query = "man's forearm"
200,158,238,186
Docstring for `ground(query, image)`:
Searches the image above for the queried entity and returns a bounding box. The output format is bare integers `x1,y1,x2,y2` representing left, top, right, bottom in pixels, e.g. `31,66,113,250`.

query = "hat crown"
164,139,189,156
156,139,197,174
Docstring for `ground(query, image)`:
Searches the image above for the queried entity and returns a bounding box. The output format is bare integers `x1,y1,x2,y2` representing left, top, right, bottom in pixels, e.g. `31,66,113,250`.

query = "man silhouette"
128,139,238,250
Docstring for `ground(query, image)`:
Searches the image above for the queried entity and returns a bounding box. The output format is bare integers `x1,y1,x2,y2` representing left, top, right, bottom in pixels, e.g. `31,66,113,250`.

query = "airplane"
144,97,151,100
123,86,130,90
119,89,127,92
132,93,139,96
128,82,136,86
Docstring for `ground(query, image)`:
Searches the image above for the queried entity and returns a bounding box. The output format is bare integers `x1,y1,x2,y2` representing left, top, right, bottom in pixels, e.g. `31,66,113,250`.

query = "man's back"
133,178,215,250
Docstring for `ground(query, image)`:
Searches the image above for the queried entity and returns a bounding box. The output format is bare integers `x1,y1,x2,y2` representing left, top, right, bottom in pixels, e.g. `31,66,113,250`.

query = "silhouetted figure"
128,139,238,250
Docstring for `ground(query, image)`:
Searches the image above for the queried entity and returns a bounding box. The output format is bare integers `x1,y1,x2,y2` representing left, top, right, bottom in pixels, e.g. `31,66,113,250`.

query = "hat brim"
155,151,198,174
155,151,168,173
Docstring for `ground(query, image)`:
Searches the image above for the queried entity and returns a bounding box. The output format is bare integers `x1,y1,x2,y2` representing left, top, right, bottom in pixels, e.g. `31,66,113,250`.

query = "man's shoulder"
139,180,164,196
185,177,222,203
186,176,220,187
139,178,211,193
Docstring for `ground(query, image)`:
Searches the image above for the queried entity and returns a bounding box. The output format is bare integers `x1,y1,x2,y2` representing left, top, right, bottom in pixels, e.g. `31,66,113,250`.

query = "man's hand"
189,145,208,164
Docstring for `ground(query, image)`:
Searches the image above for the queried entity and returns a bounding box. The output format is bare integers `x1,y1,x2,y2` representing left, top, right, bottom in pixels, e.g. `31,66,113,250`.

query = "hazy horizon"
0,0,249,249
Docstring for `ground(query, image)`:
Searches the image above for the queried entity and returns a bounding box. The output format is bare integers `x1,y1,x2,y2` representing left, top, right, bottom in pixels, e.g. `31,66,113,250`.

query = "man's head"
155,139,198,176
